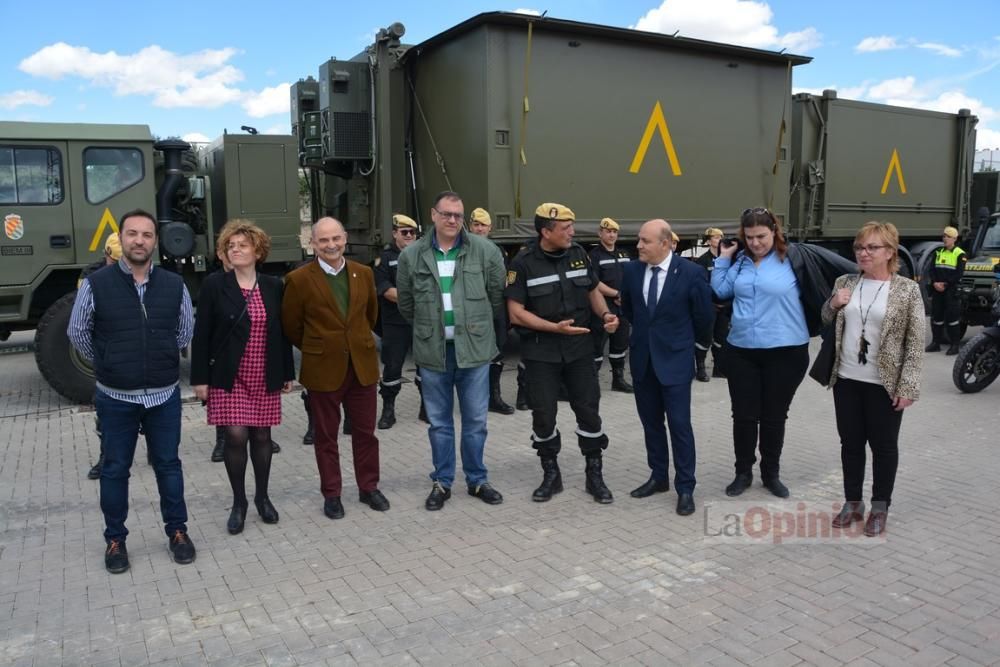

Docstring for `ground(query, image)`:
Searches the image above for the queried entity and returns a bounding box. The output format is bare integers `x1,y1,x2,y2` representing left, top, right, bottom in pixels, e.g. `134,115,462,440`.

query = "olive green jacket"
396,229,506,371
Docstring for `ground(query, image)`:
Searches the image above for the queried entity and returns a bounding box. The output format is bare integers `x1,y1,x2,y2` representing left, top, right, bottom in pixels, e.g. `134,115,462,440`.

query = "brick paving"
1,332,998,666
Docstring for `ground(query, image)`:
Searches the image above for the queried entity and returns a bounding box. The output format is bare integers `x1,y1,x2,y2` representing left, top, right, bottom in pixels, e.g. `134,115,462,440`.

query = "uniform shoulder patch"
506,270,517,286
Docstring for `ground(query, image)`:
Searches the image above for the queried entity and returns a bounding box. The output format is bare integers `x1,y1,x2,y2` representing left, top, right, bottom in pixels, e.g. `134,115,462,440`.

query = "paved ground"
1,330,998,666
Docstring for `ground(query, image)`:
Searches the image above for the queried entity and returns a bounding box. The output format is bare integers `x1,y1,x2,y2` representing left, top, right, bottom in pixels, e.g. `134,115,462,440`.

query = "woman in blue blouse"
711,208,810,498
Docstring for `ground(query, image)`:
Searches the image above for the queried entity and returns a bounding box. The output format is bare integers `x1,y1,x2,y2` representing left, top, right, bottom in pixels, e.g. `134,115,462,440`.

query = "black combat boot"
946,324,962,355
301,391,315,445
515,365,530,411
211,426,225,462
611,362,634,393
925,323,943,352
488,363,515,415
377,395,397,429
532,456,563,502
584,455,614,504
695,349,710,383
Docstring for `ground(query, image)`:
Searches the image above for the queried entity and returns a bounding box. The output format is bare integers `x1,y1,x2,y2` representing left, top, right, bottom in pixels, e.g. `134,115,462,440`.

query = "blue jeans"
419,344,490,488
95,388,188,542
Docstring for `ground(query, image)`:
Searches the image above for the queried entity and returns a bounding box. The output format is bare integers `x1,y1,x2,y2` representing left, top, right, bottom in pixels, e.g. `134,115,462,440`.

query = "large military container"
400,13,810,242
789,91,977,249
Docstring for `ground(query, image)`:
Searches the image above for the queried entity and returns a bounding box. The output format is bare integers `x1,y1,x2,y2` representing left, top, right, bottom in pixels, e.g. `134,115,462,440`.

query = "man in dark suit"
621,219,713,516
282,217,389,519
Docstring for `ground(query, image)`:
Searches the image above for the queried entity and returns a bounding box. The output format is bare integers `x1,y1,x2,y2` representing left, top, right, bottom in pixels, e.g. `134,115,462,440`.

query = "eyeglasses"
395,228,416,236
853,244,887,254
433,208,464,221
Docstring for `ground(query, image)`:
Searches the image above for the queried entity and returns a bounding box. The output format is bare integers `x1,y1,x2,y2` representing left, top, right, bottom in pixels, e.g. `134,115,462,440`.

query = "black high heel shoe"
255,496,279,524
227,503,248,534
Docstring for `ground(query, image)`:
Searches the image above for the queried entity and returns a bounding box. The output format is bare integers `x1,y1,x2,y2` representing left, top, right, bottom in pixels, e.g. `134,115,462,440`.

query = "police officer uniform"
926,225,967,355
374,214,424,428
589,217,633,393
469,207,515,415
505,202,614,504
694,227,730,379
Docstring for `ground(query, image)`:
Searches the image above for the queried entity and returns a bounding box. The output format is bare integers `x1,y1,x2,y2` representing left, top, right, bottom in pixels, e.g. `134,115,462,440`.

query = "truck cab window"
84,147,143,204
0,146,64,205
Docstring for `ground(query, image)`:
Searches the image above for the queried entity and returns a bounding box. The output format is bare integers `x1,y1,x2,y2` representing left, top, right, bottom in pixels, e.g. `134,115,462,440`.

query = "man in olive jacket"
396,191,507,511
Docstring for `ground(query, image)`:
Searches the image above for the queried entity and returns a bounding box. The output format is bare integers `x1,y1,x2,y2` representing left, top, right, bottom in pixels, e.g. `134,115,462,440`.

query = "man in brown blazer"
282,217,389,519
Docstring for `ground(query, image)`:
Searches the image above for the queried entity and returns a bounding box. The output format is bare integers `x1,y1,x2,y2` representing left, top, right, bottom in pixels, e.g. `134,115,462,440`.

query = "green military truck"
0,122,303,403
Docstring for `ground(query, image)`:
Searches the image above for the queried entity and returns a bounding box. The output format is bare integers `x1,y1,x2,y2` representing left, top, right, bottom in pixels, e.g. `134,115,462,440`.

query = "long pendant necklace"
856,278,887,365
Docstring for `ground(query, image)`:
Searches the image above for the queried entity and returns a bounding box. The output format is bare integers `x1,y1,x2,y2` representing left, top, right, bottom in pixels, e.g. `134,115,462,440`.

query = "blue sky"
3,0,998,158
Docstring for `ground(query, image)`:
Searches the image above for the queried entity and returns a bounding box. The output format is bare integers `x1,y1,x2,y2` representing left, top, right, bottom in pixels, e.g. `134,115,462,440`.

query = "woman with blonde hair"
191,220,295,534
821,221,924,536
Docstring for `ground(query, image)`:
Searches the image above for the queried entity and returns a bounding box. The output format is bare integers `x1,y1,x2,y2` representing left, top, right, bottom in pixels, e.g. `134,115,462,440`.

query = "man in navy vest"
69,209,196,574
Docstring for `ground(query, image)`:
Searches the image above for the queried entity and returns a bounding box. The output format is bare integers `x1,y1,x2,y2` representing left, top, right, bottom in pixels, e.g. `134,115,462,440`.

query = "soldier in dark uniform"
373,214,424,428
506,203,620,504
694,227,729,380
589,217,633,393
926,225,967,355
468,207,515,414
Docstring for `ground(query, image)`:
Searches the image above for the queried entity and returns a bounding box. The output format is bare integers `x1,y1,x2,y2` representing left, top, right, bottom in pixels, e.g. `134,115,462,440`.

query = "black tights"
222,426,272,507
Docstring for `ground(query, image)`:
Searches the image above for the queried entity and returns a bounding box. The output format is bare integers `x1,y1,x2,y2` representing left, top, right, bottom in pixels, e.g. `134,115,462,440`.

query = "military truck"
958,172,1000,330
0,122,303,403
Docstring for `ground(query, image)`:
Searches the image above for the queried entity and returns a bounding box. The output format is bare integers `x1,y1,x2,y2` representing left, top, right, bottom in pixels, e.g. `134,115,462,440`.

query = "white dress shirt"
641,252,673,307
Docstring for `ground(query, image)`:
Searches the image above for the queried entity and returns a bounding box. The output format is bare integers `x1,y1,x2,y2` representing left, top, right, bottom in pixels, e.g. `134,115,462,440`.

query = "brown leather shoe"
832,501,864,528
864,511,888,536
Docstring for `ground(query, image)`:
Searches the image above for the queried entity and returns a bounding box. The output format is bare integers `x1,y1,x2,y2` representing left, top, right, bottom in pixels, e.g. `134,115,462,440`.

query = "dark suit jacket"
621,256,713,386
281,259,379,392
190,271,295,392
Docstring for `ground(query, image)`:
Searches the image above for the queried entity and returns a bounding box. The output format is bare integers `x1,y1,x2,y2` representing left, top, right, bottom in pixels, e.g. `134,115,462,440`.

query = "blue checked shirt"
68,259,194,407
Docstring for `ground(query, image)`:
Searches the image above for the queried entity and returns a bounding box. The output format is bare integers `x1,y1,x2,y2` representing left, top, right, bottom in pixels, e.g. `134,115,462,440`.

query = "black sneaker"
425,482,451,511
468,482,503,505
169,530,196,564
104,540,129,574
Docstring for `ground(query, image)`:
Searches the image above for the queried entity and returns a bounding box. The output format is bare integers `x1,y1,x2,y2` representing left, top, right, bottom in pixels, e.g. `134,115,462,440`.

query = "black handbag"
809,326,835,386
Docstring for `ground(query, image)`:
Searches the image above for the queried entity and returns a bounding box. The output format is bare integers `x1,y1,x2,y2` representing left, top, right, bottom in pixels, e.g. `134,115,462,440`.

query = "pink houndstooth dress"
207,287,281,426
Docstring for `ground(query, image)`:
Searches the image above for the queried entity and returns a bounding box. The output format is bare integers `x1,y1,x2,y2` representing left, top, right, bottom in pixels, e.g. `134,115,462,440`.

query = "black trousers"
929,287,961,342
380,322,413,398
833,377,902,507
492,311,507,365
591,307,630,368
524,356,607,457
724,343,809,478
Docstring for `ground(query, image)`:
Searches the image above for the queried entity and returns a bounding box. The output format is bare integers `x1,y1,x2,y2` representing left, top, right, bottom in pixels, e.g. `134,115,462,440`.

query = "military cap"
534,203,575,222
704,227,723,238
599,217,620,231
943,226,959,238
470,208,492,226
392,213,418,229
104,233,122,260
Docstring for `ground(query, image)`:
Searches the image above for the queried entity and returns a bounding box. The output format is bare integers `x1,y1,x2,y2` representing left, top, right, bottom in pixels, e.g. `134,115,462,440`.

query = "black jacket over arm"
190,271,295,392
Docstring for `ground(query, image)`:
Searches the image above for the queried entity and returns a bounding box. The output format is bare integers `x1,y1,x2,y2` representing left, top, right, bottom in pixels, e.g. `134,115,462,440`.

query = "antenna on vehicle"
241,125,259,135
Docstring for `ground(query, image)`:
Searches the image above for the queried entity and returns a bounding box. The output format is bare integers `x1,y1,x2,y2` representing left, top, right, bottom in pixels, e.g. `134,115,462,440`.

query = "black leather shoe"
271,440,281,454
255,496,279,523
762,477,790,498
227,503,248,534
676,493,695,516
468,482,504,505
323,497,345,519
359,489,390,511
169,531,196,564
425,482,451,511
832,501,865,529
725,473,753,497
630,477,669,498
104,540,129,574
864,511,888,536
211,441,224,463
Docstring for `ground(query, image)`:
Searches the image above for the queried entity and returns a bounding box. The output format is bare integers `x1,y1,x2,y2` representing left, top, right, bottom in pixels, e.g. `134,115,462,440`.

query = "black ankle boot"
227,502,247,535
378,396,397,430
584,455,614,504
255,496,279,524
488,364,514,415
611,366,634,393
532,457,563,502
695,358,709,383
211,427,225,462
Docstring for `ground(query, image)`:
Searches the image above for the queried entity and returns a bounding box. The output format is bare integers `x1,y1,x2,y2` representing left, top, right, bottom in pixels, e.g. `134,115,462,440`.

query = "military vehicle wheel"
35,291,96,404
952,332,1000,393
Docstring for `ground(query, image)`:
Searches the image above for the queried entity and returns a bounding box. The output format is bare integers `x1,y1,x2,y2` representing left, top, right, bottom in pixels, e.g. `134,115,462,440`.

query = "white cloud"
19,42,244,109
182,132,212,144
855,36,899,53
915,41,962,57
242,82,290,118
633,0,821,52
977,129,1000,151
262,123,287,135
512,8,541,15
867,76,918,101
0,89,54,109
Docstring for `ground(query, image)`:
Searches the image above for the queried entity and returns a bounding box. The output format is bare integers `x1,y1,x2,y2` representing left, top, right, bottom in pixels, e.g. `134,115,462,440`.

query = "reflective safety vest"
934,246,965,269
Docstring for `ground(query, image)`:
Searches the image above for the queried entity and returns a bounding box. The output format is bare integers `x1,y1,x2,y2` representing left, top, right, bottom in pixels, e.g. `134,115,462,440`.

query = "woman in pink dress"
191,220,295,534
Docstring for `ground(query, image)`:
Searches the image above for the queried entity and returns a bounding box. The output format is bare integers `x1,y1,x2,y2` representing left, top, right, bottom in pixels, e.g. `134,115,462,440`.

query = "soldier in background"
926,225,967,355
373,214,424,428
694,227,730,380
589,217,633,393
469,207,515,414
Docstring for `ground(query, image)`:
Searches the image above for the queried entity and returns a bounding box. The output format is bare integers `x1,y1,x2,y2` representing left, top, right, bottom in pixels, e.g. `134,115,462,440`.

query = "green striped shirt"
434,245,460,340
